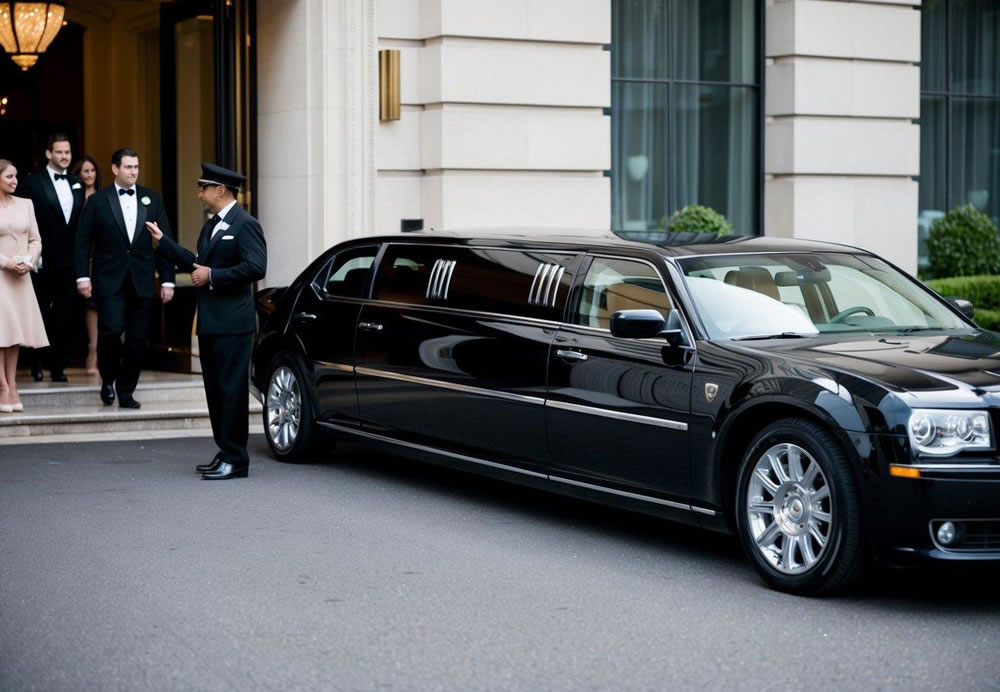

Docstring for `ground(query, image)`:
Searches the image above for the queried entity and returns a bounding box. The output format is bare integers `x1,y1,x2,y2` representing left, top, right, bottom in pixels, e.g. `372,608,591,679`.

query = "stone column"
764,0,921,274
257,0,377,287
376,0,611,235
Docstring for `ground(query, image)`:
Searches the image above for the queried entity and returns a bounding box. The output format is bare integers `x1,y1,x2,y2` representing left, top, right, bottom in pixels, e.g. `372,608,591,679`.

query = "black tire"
734,418,865,595
262,352,321,462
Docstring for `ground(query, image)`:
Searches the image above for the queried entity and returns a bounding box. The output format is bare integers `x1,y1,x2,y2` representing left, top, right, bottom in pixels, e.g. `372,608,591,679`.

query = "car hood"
733,330,1000,404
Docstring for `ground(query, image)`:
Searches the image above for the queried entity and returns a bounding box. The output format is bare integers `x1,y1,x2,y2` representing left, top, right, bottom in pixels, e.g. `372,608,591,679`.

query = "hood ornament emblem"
705,383,719,403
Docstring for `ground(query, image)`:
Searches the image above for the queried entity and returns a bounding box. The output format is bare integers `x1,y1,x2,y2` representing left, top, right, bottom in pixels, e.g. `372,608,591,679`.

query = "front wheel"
735,418,864,595
263,354,320,462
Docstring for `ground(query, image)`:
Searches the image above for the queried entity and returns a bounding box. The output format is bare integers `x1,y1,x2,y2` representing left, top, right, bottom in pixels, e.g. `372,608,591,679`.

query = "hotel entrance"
0,0,257,373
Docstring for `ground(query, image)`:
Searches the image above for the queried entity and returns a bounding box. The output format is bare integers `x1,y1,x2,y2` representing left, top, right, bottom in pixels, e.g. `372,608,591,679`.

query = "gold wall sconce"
379,49,400,121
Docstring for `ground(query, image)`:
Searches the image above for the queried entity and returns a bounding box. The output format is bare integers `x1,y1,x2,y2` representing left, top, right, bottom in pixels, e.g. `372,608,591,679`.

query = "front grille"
931,520,1000,552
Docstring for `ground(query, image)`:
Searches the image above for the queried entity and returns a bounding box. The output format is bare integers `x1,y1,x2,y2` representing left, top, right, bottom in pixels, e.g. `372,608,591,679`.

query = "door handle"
294,312,317,321
556,349,588,362
358,322,384,332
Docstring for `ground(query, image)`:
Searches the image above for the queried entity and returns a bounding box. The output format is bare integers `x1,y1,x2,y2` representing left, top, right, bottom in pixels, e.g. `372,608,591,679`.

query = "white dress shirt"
115,183,138,243
207,200,239,288
47,165,73,224
210,200,239,239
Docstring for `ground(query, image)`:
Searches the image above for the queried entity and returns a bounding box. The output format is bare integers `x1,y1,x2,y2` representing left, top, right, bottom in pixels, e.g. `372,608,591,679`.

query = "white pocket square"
71,183,82,190
221,235,235,240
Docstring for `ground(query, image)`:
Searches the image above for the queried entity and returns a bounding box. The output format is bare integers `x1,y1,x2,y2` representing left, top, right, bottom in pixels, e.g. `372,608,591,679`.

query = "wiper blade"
731,332,815,341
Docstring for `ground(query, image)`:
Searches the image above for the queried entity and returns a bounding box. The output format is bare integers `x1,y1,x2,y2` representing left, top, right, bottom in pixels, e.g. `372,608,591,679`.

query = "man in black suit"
74,148,175,408
147,163,266,480
17,134,85,382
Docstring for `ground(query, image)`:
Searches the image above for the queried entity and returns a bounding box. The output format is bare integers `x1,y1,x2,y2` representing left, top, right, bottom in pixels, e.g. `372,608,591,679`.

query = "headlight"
907,409,992,456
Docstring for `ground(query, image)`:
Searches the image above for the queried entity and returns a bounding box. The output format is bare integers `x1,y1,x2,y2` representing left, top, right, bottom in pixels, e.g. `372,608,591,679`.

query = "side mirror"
947,297,975,320
610,308,689,347
610,309,664,338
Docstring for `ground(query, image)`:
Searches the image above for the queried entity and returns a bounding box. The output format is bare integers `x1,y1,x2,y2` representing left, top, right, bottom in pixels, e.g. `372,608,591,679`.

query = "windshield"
678,253,970,340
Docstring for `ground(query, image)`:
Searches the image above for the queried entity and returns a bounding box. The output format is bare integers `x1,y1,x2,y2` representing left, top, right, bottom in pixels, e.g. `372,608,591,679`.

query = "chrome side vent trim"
427,259,456,300
528,263,566,307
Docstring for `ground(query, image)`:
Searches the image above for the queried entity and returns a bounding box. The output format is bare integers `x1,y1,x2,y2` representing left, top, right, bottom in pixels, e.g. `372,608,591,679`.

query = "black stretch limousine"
250,231,1000,594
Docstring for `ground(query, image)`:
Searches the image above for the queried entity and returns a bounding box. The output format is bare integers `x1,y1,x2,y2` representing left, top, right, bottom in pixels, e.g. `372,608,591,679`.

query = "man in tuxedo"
74,148,175,408
17,134,85,382
147,163,266,480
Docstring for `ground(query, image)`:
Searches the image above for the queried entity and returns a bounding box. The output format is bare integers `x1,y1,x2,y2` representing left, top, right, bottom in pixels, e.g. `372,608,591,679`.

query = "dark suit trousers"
95,279,150,396
199,333,252,465
32,269,79,375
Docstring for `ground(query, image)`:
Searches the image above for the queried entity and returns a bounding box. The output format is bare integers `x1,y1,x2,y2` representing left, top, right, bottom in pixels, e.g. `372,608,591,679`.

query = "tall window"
610,0,761,238
919,0,1000,269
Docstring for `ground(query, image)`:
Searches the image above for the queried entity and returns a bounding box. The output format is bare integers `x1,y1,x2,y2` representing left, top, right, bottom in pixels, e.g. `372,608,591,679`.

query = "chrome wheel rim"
266,366,301,452
746,443,832,575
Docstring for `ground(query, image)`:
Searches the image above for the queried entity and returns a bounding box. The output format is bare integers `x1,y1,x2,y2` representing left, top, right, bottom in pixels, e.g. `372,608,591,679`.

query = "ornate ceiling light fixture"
0,2,66,71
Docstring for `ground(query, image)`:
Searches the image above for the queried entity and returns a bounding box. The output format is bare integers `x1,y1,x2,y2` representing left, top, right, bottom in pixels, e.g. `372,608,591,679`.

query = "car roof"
350,229,867,258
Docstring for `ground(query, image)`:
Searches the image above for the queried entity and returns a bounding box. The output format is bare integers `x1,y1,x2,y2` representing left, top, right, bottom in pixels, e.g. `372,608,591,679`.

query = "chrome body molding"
354,366,546,406
545,399,688,431
318,421,715,517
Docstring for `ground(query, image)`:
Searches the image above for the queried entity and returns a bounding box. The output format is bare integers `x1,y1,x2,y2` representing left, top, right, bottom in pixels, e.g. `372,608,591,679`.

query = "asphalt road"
1,435,998,691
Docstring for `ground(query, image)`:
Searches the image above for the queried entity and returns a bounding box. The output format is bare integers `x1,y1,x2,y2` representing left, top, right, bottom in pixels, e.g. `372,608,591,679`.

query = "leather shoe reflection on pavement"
196,452,223,474
100,383,115,406
202,462,248,480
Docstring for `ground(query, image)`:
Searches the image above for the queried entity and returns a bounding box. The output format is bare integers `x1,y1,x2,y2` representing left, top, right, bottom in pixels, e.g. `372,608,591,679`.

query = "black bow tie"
53,173,67,181
119,188,135,196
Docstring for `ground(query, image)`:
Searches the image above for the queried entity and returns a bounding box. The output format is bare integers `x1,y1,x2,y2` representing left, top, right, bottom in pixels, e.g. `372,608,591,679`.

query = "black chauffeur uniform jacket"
73,185,176,298
19,170,85,269
154,204,267,335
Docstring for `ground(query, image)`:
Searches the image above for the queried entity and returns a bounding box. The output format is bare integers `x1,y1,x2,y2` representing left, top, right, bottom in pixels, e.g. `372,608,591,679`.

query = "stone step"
20,381,209,409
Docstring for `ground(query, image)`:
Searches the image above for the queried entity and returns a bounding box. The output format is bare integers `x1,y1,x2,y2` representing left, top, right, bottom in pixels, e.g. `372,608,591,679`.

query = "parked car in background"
251,231,1000,595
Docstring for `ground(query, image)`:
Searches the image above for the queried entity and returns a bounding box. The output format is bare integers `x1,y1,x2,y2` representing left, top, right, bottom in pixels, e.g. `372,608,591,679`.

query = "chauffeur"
146,163,266,480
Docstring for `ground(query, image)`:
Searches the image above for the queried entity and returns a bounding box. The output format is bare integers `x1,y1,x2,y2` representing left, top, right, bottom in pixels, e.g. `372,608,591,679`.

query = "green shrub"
661,205,732,236
927,204,1000,278
973,307,1000,332
924,275,1000,311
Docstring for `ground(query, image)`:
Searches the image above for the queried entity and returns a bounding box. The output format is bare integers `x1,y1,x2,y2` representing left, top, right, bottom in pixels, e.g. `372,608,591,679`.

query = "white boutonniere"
71,182,82,190
141,196,151,206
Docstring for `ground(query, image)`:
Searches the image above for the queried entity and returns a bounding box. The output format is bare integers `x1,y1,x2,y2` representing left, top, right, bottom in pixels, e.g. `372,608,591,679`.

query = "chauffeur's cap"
197,163,246,192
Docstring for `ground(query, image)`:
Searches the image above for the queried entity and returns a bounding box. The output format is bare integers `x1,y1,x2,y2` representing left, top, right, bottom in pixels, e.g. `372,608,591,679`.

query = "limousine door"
545,254,695,500
355,243,577,472
289,244,379,423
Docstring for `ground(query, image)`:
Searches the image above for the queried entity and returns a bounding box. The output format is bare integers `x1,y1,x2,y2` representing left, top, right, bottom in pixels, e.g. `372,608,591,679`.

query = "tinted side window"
446,249,576,319
315,245,378,298
574,256,672,329
373,244,577,319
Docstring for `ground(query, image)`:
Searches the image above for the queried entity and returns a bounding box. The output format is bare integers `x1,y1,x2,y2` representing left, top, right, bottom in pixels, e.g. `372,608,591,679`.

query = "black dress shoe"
202,462,248,480
118,396,141,409
100,383,116,406
31,366,43,382
196,453,224,474
50,372,68,383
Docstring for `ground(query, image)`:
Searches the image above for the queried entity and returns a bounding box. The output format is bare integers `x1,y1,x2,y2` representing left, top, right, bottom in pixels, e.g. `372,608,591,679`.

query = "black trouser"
31,268,78,376
198,333,252,465
95,279,151,397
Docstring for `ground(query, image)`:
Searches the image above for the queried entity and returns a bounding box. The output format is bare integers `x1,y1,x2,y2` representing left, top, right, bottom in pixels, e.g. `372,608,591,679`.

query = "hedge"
924,275,1000,331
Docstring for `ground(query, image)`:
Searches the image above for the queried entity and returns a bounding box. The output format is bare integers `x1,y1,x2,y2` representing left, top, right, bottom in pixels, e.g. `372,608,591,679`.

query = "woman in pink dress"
0,159,49,413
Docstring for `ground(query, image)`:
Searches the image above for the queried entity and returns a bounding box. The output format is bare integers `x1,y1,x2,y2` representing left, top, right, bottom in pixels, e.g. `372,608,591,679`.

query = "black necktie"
54,173,67,181
209,215,220,226
119,188,134,196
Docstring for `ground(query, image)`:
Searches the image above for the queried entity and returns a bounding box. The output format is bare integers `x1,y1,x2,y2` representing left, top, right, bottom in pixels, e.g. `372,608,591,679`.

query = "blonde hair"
0,159,12,176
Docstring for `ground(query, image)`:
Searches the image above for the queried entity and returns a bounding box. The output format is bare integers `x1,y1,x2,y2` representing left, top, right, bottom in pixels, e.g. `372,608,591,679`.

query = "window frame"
608,0,765,239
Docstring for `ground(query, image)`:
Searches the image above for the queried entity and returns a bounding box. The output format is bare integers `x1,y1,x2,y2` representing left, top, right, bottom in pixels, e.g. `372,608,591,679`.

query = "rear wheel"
735,418,864,595
263,354,319,462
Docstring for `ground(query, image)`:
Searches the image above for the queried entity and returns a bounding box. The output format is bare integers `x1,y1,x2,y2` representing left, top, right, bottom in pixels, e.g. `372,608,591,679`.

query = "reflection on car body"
251,232,1000,595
